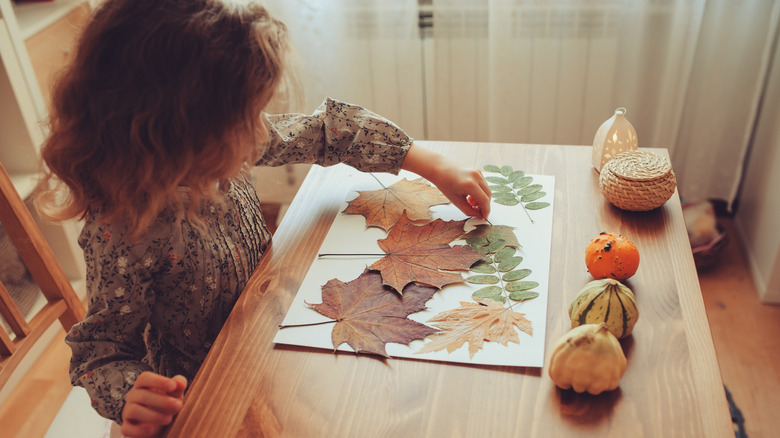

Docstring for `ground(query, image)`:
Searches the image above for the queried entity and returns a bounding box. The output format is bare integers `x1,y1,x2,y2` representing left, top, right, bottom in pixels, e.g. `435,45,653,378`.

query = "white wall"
734,28,780,304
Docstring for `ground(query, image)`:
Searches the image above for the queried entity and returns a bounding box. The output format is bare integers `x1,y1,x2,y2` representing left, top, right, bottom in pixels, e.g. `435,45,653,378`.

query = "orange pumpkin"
585,232,639,280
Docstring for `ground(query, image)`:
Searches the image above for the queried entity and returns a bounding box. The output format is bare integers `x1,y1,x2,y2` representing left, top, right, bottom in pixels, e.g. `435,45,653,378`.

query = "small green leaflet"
464,224,540,305
483,164,550,223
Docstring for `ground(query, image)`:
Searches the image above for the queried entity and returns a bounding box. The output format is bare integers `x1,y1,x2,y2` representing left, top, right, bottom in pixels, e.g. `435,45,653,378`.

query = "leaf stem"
318,253,385,258
279,320,337,329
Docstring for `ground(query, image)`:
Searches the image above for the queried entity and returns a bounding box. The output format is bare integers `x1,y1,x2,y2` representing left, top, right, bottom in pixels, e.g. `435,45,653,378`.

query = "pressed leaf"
525,202,550,210
499,165,514,176
505,280,539,292
465,237,488,246
520,191,546,203
416,298,533,358
498,256,524,272
495,198,520,206
493,192,517,202
470,261,497,274
494,247,516,263
343,178,449,231
370,212,484,293
483,164,501,173
508,291,539,302
472,286,506,304
502,269,532,281
508,170,525,183
307,270,438,357
466,275,500,284
517,184,543,196
474,245,491,255
487,239,507,253
486,176,510,185
489,185,513,192
513,176,533,188
461,225,520,249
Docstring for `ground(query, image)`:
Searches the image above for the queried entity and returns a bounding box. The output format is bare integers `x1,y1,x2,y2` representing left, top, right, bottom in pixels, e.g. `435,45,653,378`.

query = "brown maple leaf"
369,212,484,293
307,270,439,357
415,297,533,358
342,177,450,231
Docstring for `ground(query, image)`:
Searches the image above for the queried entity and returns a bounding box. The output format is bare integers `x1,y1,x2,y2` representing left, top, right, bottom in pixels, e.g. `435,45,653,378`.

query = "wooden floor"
1,216,778,437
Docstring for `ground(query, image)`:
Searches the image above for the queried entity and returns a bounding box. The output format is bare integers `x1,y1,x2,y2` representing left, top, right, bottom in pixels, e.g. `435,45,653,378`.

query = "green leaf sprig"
462,227,540,305
483,164,550,224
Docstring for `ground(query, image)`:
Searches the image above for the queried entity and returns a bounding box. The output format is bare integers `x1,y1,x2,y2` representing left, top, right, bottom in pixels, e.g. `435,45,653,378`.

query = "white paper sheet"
273,169,555,367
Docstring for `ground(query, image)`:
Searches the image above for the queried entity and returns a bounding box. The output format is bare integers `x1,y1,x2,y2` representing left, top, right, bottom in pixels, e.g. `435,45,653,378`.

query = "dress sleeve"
65,219,159,423
256,97,413,174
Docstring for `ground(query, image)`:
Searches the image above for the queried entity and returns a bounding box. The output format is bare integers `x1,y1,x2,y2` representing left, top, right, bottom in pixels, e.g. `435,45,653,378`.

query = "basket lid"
605,150,672,182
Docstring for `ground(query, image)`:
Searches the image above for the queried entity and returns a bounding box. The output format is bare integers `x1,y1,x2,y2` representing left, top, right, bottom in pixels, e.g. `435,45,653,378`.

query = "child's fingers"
169,375,188,398
134,371,178,393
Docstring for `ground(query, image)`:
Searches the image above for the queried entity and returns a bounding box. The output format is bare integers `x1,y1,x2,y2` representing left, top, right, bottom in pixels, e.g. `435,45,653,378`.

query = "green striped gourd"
569,278,638,339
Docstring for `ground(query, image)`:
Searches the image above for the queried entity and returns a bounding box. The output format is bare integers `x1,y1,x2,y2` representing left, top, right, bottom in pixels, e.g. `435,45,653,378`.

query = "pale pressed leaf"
483,164,501,173
525,202,550,210
466,275,500,284
498,256,524,272
502,269,532,281
499,165,513,176
505,280,539,292
416,298,533,358
509,291,539,302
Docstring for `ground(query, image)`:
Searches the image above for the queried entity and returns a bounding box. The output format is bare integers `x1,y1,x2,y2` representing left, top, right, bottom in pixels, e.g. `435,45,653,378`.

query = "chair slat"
0,164,84,330
0,300,67,389
0,325,15,356
0,281,32,337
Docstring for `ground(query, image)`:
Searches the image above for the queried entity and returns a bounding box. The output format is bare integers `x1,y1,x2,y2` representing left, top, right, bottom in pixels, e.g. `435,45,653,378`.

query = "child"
36,1,491,437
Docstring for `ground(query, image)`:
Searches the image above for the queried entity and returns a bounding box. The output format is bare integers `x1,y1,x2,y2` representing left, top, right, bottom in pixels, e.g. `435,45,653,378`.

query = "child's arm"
120,372,187,438
402,143,492,219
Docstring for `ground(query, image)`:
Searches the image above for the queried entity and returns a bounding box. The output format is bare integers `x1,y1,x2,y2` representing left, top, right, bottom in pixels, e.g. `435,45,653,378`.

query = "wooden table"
165,142,732,437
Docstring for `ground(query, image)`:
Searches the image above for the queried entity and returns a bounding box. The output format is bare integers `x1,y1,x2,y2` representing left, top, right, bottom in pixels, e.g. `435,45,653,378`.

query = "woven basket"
599,150,677,211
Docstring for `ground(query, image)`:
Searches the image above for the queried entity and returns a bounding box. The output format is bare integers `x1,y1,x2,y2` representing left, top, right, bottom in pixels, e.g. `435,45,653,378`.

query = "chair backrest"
0,162,85,390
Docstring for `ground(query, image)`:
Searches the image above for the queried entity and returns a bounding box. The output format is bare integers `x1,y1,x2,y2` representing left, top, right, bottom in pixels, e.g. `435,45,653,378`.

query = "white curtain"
431,0,780,209
258,0,779,209
262,0,424,139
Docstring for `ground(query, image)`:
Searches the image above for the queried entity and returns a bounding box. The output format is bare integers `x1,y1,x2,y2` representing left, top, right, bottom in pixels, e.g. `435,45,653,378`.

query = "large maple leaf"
307,270,438,357
369,212,484,293
343,177,450,231
415,297,533,358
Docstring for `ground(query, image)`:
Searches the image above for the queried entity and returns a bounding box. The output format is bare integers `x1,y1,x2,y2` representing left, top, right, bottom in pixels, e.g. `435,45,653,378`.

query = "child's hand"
121,372,188,438
402,144,492,219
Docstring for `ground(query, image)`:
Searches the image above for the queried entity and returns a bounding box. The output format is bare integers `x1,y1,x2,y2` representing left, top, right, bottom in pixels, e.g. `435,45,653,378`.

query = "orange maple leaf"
307,270,439,357
369,211,484,293
342,178,450,231
415,297,533,358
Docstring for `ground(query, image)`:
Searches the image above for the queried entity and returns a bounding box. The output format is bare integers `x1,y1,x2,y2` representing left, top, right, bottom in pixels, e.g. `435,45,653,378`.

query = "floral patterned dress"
66,98,413,422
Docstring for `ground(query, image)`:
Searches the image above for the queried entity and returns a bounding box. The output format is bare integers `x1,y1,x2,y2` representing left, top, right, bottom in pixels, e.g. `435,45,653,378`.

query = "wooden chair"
0,162,85,391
